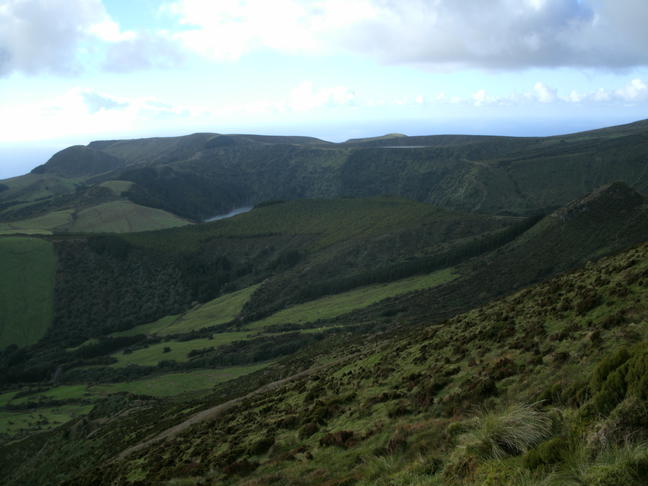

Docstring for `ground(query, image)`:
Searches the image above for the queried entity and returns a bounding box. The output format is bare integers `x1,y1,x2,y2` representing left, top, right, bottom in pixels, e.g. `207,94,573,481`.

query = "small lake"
204,206,253,223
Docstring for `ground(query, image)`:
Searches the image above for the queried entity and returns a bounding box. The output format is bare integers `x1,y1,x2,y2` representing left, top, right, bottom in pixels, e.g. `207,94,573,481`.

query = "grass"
215,198,451,246
0,173,79,203
3,364,269,407
0,405,93,438
99,180,134,196
124,197,458,254
0,209,74,234
93,365,269,397
68,200,190,233
111,316,181,338
0,365,269,439
245,267,457,330
113,285,259,337
110,333,251,367
0,237,56,348
4,241,648,484
457,403,553,460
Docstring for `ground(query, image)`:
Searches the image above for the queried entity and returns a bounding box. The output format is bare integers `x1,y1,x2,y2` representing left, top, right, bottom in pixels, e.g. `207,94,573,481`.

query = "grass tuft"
459,402,553,460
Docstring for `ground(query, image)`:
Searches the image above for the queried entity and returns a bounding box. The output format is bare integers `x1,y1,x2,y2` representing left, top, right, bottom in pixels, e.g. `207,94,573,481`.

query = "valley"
0,120,647,485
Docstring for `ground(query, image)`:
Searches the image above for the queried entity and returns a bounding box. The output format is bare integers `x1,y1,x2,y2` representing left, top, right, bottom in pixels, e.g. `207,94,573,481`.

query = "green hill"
0,121,646,484
2,236,647,486
2,119,648,223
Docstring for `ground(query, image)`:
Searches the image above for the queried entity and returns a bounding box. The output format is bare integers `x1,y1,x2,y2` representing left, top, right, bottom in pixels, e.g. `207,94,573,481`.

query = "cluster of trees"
298,214,544,301
121,166,250,220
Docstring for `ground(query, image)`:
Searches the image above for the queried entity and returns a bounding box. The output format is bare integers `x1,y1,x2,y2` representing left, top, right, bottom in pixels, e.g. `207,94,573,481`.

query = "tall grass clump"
459,403,553,460
560,441,648,486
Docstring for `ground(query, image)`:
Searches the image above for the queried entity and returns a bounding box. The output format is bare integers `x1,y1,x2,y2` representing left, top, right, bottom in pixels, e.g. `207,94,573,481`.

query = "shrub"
319,430,355,448
523,436,569,470
298,422,318,439
591,348,631,393
584,443,648,486
589,342,648,415
247,436,275,455
458,403,552,460
624,343,648,400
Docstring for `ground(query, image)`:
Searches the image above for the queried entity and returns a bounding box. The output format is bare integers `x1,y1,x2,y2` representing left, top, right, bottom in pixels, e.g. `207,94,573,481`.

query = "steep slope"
2,237,647,486
285,182,648,332
31,145,126,178
1,184,645,389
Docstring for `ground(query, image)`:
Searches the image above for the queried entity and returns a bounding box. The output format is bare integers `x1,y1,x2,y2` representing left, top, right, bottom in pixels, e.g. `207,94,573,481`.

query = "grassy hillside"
67,200,190,233
0,237,56,348
245,268,457,331
0,364,268,441
0,174,79,206
112,284,259,337
1,185,645,389
3,119,648,222
0,209,73,235
2,240,647,485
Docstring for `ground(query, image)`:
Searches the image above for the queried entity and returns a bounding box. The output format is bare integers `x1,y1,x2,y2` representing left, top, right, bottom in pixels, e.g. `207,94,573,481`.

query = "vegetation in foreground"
1,240,646,485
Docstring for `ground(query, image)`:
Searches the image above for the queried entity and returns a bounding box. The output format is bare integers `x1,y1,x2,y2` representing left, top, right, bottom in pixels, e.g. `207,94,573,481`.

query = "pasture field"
68,200,190,233
92,365,269,397
99,180,134,196
163,285,259,335
0,174,78,203
0,364,267,439
245,267,457,330
0,237,56,348
0,405,93,438
0,209,73,234
112,285,259,338
110,333,251,367
124,197,452,254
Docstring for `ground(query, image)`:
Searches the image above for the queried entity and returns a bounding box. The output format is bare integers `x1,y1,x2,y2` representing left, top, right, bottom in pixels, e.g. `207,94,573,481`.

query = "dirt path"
117,356,353,460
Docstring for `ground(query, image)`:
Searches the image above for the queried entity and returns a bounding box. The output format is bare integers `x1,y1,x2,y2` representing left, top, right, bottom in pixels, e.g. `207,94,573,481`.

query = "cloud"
0,0,107,75
103,33,185,72
533,82,558,103
81,91,130,113
161,0,648,69
0,81,358,143
444,78,648,108
161,0,376,60
0,0,184,76
287,82,355,111
0,86,205,144
87,18,136,43
615,78,648,102
5,1,648,77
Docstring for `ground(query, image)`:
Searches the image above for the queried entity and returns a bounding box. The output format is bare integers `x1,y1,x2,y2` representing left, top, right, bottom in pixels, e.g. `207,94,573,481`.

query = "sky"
1,0,648,177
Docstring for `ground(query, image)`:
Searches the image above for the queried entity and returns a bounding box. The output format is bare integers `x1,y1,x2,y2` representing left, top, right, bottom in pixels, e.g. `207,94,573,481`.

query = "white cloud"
161,0,379,60
103,33,185,72
0,82,359,143
415,78,648,107
533,82,558,103
86,19,136,43
616,78,648,102
287,82,355,111
4,0,648,78
160,0,648,69
0,0,107,75
0,0,184,76
472,89,495,107
81,91,130,113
